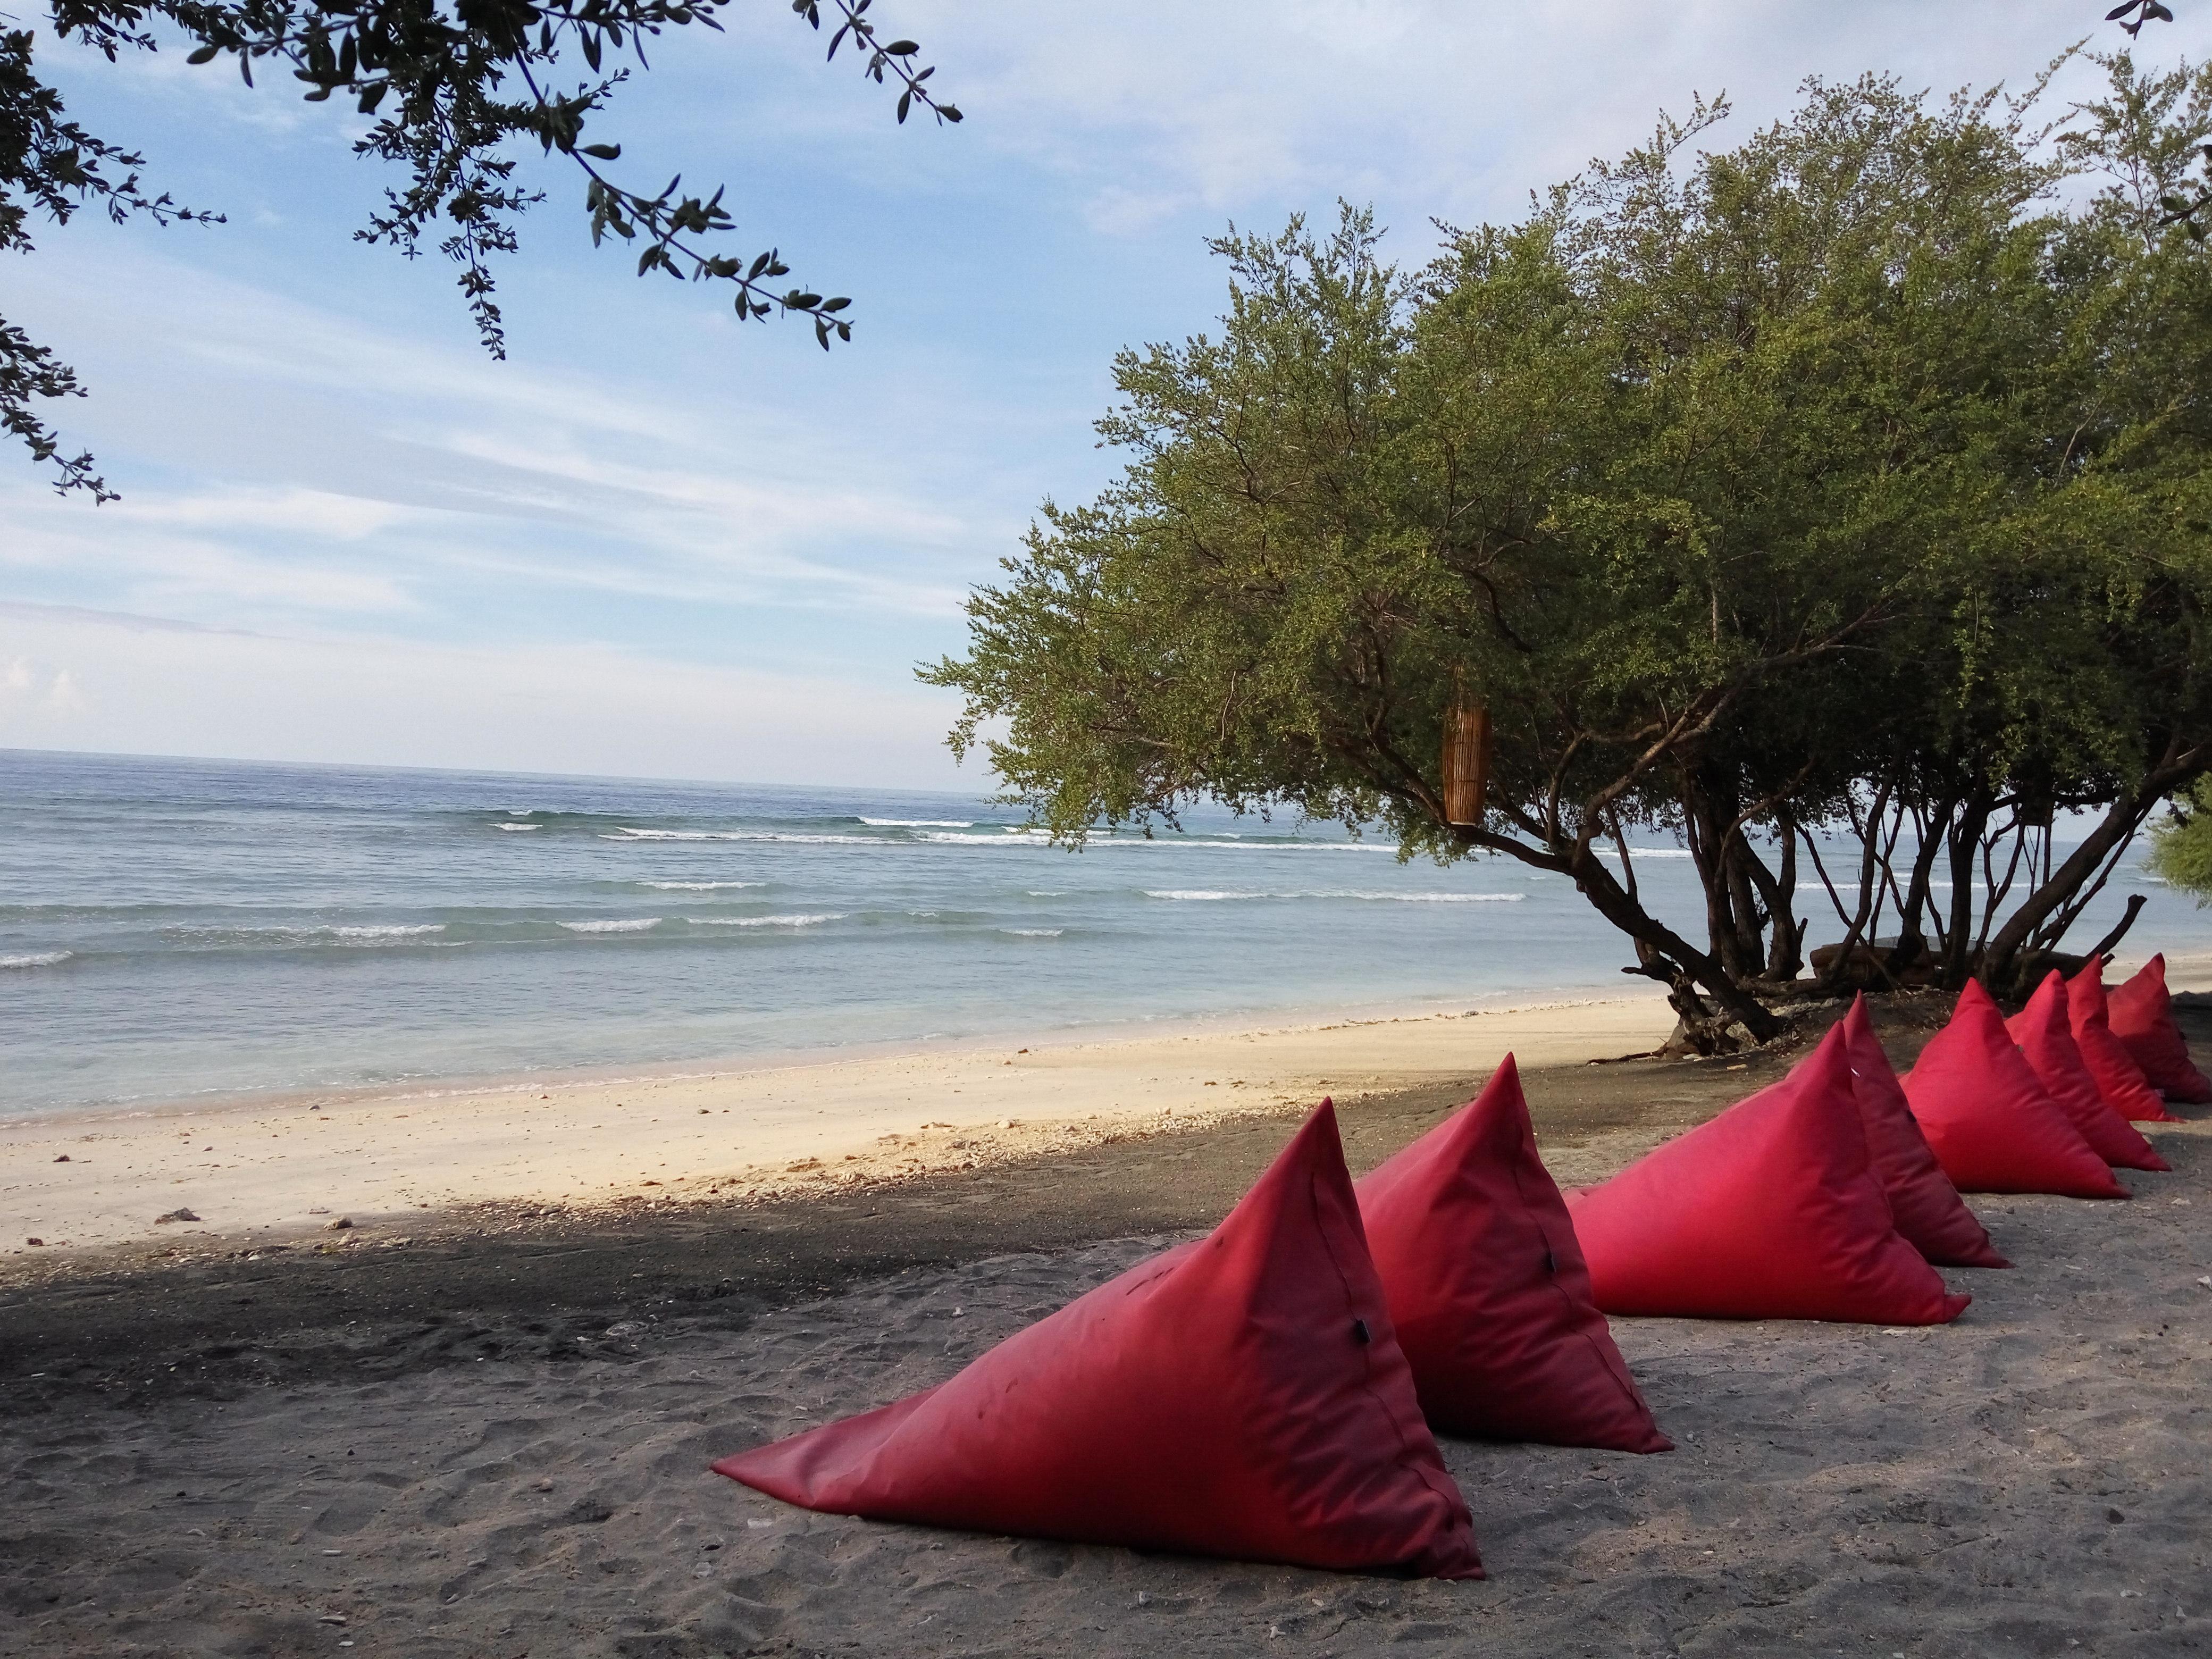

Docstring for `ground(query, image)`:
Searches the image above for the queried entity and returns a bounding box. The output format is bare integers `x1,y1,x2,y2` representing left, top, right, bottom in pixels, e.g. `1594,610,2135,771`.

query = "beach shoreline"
1,984,1682,1270
10,953,2207,1275
0,973,1665,1128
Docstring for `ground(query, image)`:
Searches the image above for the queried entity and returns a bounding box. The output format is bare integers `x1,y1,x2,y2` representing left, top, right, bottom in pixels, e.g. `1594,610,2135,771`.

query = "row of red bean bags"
710,962,2192,1574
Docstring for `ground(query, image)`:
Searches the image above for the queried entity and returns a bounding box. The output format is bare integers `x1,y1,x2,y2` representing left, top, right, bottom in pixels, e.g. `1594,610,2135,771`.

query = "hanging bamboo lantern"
1442,697,1492,827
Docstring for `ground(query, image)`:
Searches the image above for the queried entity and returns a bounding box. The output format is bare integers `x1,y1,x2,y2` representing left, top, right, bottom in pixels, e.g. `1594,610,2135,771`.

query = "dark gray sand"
3,996,2207,1658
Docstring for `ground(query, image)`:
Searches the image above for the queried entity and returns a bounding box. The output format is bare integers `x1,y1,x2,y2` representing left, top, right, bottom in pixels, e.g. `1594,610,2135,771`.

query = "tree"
924,66,2212,1049
1800,50,2212,997
2147,777,2212,897
2,0,957,498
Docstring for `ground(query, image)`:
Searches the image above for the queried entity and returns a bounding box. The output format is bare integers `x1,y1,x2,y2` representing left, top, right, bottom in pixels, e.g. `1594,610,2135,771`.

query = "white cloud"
4,249,1002,636
0,602,971,787
1083,184,1195,239
731,2,2212,246
118,486,420,540
0,653,93,723
0,490,421,616
45,669,86,716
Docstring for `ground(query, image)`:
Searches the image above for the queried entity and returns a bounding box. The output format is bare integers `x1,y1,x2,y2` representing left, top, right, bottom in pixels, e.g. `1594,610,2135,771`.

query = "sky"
6,2,2212,789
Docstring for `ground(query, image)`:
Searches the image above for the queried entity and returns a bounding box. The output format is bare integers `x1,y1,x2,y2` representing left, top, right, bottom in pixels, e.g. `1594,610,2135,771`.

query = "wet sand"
1,991,2206,1657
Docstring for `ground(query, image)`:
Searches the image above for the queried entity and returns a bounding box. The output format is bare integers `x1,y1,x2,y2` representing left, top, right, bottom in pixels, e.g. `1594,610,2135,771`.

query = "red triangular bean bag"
2068,962,2179,1122
1837,998,2009,1267
1565,1026,1970,1324
1901,982,2130,1199
2006,973,2169,1172
711,1101,1484,1578
1354,1056,1670,1453
2108,954,2212,1104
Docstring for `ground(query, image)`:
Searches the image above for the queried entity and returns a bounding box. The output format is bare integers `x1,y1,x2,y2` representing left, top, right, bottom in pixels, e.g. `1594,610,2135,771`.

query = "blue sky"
6,1,2211,787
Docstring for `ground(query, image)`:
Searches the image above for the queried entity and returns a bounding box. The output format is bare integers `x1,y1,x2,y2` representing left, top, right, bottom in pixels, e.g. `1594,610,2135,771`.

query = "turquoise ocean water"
3,749,2205,1115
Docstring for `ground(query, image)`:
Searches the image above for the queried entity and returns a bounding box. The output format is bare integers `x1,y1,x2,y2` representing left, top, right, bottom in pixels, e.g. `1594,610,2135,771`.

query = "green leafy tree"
1809,51,2212,995
925,66,2212,1047
2147,778,2212,898
2,0,956,498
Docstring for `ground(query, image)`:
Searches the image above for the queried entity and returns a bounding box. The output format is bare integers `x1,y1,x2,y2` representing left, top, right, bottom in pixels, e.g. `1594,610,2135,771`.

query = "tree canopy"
2,0,952,498
925,54,2212,1048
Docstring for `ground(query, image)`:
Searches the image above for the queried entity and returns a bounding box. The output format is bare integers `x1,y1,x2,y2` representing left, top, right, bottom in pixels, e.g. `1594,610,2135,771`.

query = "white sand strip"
1,990,1673,1256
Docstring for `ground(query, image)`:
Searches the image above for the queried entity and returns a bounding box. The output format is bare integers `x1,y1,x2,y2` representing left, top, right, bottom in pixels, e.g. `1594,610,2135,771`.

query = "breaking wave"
688,913,843,929
1142,889,1524,903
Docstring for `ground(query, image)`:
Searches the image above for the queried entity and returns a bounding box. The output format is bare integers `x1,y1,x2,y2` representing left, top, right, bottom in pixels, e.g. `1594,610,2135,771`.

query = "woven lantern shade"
1442,702,1492,827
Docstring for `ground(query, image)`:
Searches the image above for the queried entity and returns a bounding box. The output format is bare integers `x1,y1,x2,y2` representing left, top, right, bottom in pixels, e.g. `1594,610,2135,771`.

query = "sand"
1,1150,2206,1659
2,977,2207,1657
0,989,1677,1260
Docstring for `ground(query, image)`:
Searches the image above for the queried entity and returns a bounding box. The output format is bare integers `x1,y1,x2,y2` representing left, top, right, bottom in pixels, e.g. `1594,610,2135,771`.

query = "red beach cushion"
2068,962,2180,1122
2006,973,2170,1172
1901,982,2130,1198
1565,1025,1971,1325
1838,997,2009,1267
1355,1055,1670,1453
712,1101,1484,1579
2107,954,2212,1104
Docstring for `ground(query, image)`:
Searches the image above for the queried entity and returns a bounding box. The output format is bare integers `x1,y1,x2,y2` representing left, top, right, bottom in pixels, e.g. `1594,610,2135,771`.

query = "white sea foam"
1,950,72,968
491,822,541,832
602,828,875,845
688,912,844,928
162,923,448,946
639,881,765,891
1142,889,1523,903
1000,927,1065,937
1796,879,1957,892
1333,891,1522,902
917,831,1396,851
559,917,663,934
860,817,975,827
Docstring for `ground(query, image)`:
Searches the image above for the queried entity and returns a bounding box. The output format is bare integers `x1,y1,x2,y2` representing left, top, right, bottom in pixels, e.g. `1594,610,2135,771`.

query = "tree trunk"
1724,837,1766,976
1941,793,1990,992
1559,841,1784,1045
1981,756,2199,989
1809,779,1896,995
1682,789,1754,984
1890,792,1954,973
1739,824,1802,981
1683,772,1771,985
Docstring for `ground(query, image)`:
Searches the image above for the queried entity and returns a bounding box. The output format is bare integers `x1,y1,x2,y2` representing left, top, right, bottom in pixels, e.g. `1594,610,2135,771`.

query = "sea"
4,749,2206,1116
